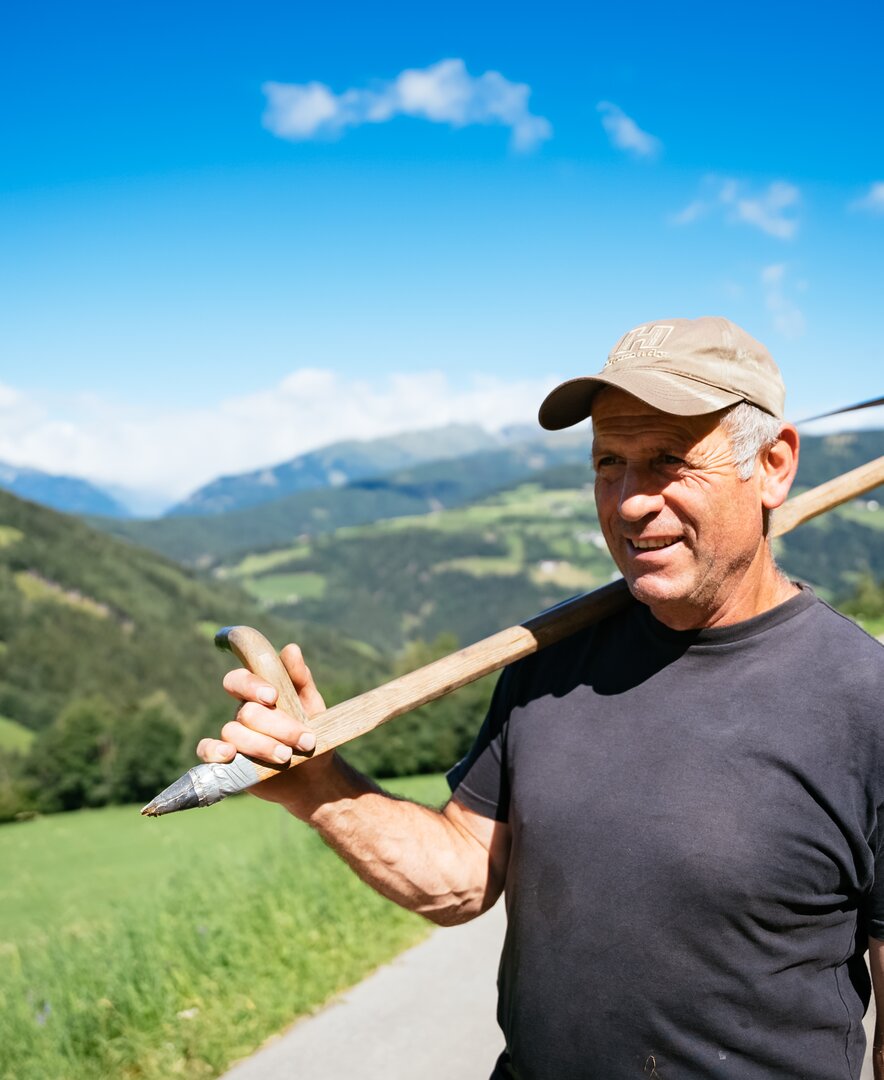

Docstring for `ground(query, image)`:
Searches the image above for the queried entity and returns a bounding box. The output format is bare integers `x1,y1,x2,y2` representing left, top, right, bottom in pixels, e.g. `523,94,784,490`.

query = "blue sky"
2,0,882,508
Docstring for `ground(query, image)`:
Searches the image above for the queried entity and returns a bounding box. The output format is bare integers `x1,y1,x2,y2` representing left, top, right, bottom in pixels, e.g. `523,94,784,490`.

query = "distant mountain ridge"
0,461,128,517
166,423,530,517
93,430,590,564
91,428,883,569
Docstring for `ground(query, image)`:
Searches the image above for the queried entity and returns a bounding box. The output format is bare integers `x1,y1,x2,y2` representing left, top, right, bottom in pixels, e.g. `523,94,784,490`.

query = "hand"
197,644,334,803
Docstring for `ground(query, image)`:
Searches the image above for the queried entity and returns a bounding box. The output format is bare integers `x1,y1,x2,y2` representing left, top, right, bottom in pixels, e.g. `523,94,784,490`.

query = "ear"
759,424,799,511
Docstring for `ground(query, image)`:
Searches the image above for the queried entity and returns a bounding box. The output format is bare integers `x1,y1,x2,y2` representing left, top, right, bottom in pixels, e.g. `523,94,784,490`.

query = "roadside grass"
1,774,449,1080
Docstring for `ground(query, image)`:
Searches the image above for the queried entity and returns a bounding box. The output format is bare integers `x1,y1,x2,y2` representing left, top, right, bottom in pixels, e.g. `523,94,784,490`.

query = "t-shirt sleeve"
446,666,513,822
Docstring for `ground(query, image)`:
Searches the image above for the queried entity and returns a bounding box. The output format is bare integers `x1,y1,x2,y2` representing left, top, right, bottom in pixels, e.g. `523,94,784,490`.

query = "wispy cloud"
0,371,561,505
728,181,800,239
670,199,707,226
761,264,806,338
596,101,661,159
671,177,800,238
850,182,884,214
263,59,552,152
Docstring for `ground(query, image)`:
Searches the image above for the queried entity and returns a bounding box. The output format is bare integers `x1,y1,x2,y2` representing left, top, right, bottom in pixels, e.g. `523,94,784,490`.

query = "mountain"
0,461,129,517
166,423,514,517
92,428,883,569
792,429,884,488
91,432,590,565
0,490,383,740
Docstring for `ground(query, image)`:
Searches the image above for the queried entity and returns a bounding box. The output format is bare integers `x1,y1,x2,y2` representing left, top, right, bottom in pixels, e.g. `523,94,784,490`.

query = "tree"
110,692,184,804
24,696,116,812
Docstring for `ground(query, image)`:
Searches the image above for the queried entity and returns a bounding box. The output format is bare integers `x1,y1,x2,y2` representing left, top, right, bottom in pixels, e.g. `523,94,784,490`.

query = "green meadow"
1,774,448,1080
0,717,33,755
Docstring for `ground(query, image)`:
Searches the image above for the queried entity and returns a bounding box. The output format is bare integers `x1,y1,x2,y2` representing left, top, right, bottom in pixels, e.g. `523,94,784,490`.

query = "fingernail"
258,687,276,704
274,746,292,764
296,732,316,753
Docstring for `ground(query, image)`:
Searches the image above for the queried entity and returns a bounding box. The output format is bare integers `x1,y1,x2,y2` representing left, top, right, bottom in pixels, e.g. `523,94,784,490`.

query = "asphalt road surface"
220,900,876,1079
221,902,507,1080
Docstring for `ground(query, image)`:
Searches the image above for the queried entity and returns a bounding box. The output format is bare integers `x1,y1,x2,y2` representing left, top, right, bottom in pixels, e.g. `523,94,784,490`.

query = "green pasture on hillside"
0,717,33,755
1,774,449,1080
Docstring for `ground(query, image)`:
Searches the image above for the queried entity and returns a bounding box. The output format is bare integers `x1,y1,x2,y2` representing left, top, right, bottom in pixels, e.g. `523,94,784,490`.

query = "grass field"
1,774,449,1080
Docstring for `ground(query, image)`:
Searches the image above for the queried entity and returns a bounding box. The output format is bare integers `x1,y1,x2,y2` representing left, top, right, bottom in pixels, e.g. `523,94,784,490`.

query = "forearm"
875,1026,884,1080
276,754,497,925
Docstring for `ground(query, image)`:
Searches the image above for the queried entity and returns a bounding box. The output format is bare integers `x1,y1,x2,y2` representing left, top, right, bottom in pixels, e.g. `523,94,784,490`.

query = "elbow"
420,906,481,928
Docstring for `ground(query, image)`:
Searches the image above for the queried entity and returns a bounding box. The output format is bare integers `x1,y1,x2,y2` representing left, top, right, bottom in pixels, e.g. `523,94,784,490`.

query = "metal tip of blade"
139,772,201,818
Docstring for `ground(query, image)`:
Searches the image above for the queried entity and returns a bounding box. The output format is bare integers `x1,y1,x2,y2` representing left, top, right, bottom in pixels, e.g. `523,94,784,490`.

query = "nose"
617,467,665,522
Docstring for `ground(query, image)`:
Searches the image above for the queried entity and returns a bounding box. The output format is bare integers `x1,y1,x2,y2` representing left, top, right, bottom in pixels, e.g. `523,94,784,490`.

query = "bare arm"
870,936,884,1079
198,644,510,926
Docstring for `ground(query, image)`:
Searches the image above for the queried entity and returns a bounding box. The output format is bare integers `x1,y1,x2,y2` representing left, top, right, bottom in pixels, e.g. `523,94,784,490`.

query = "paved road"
221,902,507,1080
221,900,876,1079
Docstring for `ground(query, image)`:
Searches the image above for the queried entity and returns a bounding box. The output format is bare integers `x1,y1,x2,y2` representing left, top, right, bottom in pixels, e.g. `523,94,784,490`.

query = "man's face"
591,389,769,629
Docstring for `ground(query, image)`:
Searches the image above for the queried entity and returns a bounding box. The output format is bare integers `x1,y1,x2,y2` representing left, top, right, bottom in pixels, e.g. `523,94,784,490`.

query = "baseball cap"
538,316,786,429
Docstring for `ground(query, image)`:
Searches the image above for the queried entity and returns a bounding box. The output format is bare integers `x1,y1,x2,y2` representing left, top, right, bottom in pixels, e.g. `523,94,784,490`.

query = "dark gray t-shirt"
448,588,884,1079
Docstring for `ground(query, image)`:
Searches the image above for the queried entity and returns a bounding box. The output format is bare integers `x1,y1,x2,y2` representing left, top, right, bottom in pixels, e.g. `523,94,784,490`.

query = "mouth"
627,536,682,554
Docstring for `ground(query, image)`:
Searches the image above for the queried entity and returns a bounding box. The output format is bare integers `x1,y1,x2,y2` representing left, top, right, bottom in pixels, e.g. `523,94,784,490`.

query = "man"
199,317,884,1078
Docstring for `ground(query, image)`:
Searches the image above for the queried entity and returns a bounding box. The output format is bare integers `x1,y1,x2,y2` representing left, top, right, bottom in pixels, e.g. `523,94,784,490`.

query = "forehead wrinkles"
591,411,712,451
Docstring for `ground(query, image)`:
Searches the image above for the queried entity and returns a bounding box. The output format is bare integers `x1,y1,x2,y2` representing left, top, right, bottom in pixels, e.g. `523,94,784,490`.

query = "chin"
624,571,692,610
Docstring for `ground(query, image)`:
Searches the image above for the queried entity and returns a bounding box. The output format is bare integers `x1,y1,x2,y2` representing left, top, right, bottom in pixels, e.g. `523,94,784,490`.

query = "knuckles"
238,701,266,726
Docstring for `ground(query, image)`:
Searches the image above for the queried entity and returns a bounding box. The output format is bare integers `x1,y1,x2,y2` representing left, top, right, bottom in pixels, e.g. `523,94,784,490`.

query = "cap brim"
538,370,744,430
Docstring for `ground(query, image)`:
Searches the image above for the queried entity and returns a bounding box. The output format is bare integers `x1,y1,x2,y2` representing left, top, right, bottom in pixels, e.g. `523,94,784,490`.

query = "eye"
661,454,684,466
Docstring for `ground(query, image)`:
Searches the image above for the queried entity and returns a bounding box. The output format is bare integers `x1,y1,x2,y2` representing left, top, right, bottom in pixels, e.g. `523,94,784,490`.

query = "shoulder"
499,595,641,709
799,592,884,654
792,592,884,700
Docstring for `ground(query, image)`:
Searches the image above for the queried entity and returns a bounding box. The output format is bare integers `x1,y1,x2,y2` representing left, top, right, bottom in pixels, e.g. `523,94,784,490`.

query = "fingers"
221,644,327,718
279,644,327,716
196,737,237,764
222,669,279,705
209,642,326,767
232,702,317,759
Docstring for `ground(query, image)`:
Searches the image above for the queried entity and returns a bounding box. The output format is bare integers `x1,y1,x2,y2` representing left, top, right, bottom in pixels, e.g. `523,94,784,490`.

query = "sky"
2,0,883,512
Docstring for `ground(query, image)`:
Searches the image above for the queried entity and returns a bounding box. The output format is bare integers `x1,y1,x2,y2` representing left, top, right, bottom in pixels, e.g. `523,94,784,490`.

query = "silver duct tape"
189,754,262,807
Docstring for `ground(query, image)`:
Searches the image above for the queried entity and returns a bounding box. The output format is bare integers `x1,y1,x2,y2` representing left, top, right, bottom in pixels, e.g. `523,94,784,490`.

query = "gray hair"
720,402,783,480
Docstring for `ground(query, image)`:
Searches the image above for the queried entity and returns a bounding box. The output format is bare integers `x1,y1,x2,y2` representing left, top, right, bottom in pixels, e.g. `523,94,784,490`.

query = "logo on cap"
605,324,674,367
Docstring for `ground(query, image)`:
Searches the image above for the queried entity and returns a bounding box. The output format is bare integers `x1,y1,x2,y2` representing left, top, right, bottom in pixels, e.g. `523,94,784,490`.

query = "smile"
629,537,681,551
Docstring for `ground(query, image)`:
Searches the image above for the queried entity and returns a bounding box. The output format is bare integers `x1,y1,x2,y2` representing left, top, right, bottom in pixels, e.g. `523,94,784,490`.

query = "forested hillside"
0,491,391,820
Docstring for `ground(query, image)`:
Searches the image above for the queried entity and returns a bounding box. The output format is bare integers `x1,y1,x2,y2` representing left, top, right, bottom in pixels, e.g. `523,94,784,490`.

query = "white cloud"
263,59,552,152
0,369,561,507
596,101,661,159
729,181,800,239
671,177,800,239
850,182,884,214
761,263,806,338
669,199,707,226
